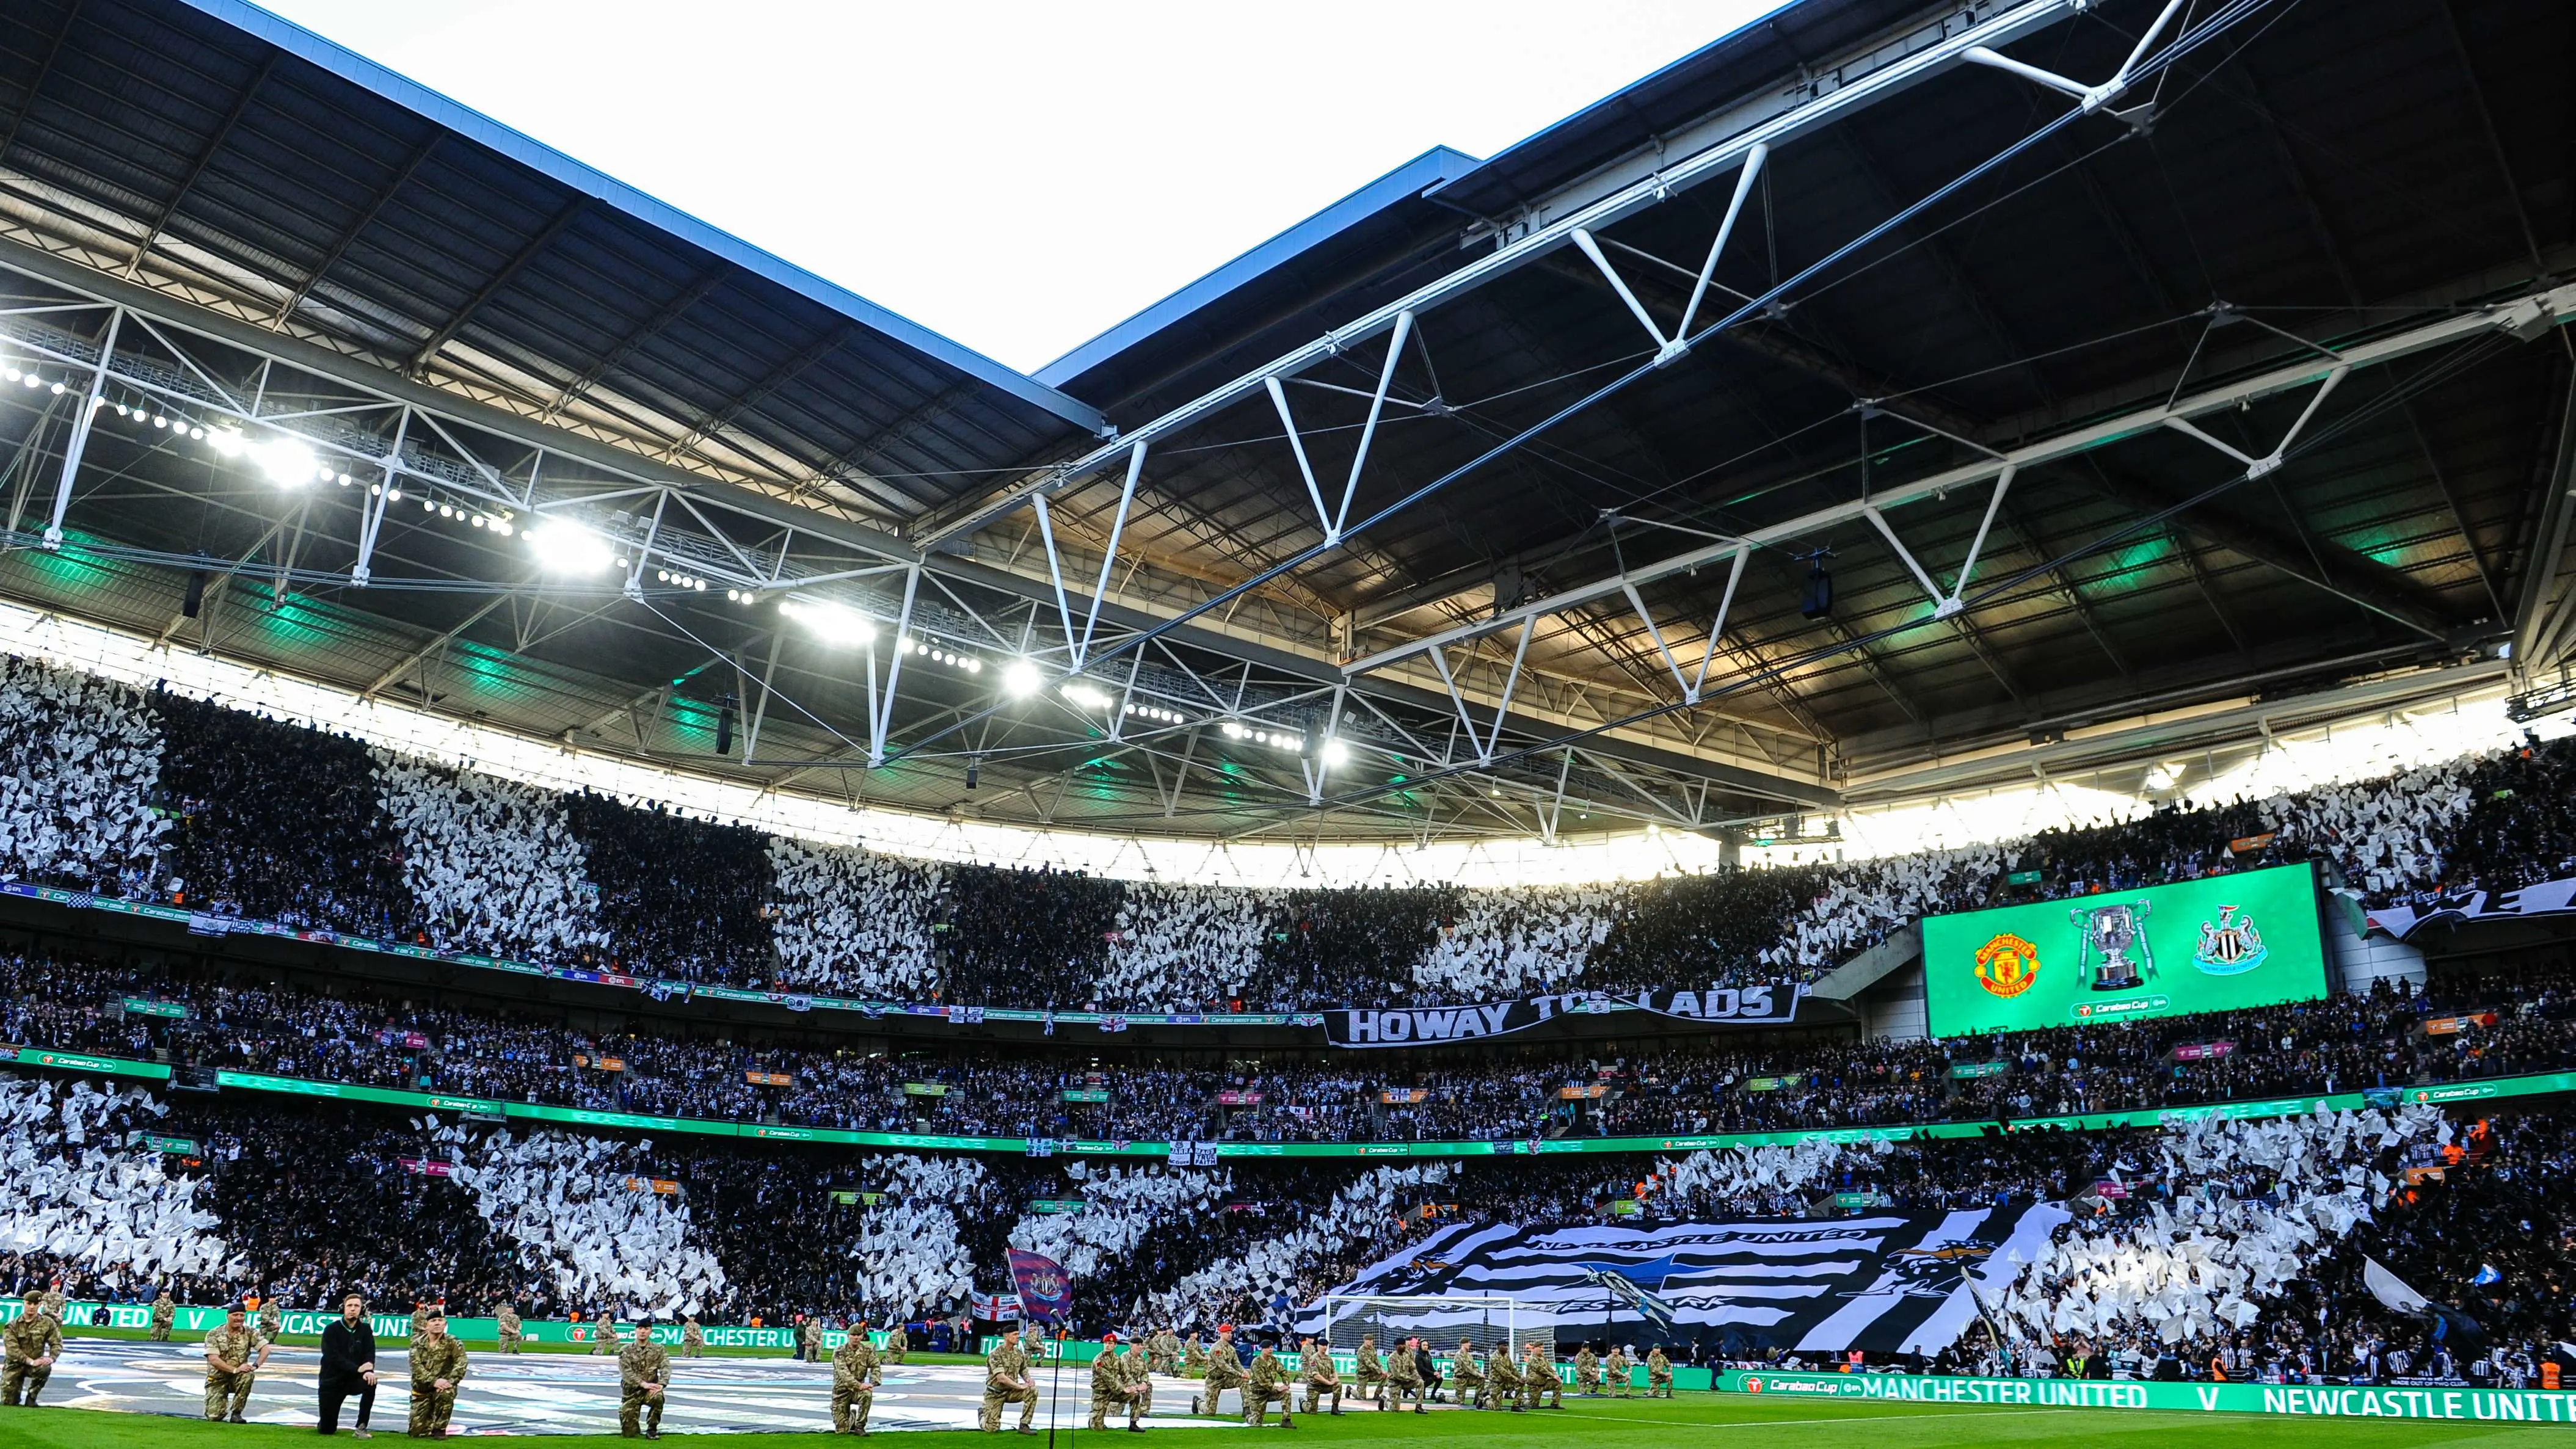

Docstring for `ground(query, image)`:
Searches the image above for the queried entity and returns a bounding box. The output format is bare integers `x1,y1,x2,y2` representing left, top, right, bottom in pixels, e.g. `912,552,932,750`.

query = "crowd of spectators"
4,938,2573,1146
1,652,2569,1015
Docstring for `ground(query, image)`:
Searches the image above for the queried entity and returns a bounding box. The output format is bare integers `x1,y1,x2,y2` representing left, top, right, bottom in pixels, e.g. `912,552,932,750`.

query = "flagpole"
1045,1326,1066,1449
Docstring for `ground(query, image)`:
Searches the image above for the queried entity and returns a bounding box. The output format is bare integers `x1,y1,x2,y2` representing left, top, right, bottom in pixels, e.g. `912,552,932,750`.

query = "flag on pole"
1008,1248,1074,1325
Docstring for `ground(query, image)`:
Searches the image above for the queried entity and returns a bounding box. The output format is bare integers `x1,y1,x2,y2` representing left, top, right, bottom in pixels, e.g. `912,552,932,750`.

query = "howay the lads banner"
1308,1206,2066,1354
1323,985,1805,1048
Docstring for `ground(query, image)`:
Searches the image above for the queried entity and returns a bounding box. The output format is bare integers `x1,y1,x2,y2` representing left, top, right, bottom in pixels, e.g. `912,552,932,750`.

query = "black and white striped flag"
1310,1205,2064,1355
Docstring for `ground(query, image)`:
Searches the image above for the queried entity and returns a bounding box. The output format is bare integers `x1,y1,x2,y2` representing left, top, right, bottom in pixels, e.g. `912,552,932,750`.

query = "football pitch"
3,1392,2571,1449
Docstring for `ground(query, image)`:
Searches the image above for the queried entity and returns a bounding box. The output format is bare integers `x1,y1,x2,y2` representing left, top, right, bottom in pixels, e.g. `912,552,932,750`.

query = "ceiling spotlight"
779,597,875,644
151,414,168,427
1322,738,1350,767
385,488,403,503
438,504,455,518
1060,681,1112,710
255,438,319,487
1002,659,1043,698
2,368,18,381
657,570,671,583
523,520,617,574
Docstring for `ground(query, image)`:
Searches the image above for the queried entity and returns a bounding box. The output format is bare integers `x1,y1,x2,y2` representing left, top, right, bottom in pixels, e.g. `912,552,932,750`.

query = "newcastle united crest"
2191,904,2267,975
1973,932,2041,998
2069,899,2153,992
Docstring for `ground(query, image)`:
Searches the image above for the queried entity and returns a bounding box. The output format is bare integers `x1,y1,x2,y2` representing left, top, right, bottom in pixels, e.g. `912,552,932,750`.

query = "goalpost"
1319,1295,1557,1360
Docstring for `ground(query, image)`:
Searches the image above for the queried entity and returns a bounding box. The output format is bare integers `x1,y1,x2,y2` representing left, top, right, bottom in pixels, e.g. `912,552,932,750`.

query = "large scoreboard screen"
1921,863,2330,1037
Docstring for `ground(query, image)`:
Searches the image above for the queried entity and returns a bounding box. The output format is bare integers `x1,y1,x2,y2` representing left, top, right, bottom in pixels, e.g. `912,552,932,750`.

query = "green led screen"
1921,863,2330,1037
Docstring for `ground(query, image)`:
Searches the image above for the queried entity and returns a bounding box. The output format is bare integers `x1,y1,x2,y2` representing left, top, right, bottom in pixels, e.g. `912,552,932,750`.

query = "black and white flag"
1309,1207,2064,1354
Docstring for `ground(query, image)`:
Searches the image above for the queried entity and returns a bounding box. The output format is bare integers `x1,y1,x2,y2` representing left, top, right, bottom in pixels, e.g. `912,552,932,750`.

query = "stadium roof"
0,0,2564,848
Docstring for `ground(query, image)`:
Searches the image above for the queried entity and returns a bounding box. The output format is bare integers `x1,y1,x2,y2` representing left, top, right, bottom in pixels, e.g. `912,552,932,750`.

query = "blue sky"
259,0,1770,374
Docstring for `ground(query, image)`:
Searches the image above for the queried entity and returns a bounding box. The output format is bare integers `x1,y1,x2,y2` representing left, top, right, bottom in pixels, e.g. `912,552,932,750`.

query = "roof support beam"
408,194,589,373
274,133,440,325
125,54,277,278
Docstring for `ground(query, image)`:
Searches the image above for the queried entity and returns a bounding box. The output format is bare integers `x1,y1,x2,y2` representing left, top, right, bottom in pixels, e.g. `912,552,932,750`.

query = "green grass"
3,1393,2574,1448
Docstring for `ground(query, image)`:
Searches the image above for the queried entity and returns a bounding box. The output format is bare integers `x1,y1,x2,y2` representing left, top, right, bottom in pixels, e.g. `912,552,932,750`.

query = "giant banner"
1922,863,2329,1037
1323,985,1804,1048
2364,875,2576,939
1310,1207,2065,1353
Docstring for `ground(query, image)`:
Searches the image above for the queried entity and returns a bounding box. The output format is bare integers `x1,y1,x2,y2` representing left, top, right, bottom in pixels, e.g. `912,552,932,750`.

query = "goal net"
1320,1295,1556,1359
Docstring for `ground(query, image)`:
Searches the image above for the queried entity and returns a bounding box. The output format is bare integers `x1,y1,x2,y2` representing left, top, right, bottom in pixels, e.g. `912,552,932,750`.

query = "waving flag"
1008,1248,1074,1325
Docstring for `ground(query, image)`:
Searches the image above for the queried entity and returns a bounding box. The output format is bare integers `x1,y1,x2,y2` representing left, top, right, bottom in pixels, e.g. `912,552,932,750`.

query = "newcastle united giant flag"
1309,1206,2065,1354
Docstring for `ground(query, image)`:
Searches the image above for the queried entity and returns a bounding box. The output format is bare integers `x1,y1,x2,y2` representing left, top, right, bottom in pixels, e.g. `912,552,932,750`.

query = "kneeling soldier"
409,1309,469,1439
2,1290,62,1407
832,1321,881,1434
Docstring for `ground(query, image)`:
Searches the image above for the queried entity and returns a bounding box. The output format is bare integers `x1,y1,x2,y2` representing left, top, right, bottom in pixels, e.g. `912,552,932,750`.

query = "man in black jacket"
318,1295,379,1437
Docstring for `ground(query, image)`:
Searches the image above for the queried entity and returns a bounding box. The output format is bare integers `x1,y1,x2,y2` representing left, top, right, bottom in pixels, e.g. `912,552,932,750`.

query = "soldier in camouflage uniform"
203,1306,263,1422
495,1304,521,1355
255,1298,283,1349
1482,1337,1523,1410
1384,1337,1425,1412
592,1320,621,1357
680,1316,705,1359
1573,1344,1603,1396
1521,1342,1562,1410
1604,1345,1634,1398
408,1309,469,1439
1242,1342,1293,1428
1297,1335,1342,1416
1354,1334,1385,1406
799,1317,822,1363
1181,1333,1207,1379
35,1288,64,1327
831,1320,881,1434
1192,1328,1246,1417
978,1325,1037,1434
149,1290,176,1342
1447,1338,1482,1406
1146,1327,1180,1376
1086,1334,1146,1432
619,1323,671,1438
2,1289,63,1406
1119,1340,1154,1423
1646,1345,1673,1398
881,1322,906,1365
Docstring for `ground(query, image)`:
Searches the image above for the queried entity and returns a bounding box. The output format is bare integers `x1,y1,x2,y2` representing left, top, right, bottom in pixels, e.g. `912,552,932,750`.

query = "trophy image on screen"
2069,899,2153,992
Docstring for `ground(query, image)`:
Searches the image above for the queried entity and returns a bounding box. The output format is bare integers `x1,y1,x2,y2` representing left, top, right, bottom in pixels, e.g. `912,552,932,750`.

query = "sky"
257,0,1778,377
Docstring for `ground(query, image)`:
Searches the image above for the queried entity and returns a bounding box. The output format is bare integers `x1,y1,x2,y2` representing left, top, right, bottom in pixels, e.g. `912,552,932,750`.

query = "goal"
1320,1295,1556,1359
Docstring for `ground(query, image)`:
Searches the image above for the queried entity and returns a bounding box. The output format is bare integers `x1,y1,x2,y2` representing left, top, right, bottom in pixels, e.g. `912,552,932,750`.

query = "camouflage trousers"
203,1370,255,1420
1524,1370,1563,1409
1,1360,51,1406
150,1323,172,1342
497,1331,520,1355
1194,1372,1245,1417
1243,1385,1293,1426
1382,1376,1422,1409
1649,1373,1673,1398
409,1387,457,1438
682,1342,703,1359
1088,1380,1149,1429
978,1384,1036,1432
1300,1381,1342,1415
619,1386,665,1437
831,1384,873,1433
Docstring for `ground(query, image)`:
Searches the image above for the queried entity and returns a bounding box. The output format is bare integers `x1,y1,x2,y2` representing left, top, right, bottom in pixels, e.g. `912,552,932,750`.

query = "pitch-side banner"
2365,876,2576,940
1308,1207,2065,1354
1322,985,1805,1048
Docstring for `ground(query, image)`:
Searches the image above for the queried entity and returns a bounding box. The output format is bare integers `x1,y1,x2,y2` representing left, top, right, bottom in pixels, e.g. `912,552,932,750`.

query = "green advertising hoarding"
1922,863,2328,1037
1717,1370,2576,1423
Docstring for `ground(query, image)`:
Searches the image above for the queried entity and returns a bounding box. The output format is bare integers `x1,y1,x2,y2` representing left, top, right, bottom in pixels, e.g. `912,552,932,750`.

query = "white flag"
2362,1257,2430,1315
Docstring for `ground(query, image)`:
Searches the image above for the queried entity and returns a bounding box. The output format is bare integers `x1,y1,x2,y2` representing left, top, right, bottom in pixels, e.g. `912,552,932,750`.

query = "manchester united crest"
1973,932,2041,998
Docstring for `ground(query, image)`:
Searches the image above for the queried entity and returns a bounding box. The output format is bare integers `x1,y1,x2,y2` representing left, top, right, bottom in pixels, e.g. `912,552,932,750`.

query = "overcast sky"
258,0,1776,376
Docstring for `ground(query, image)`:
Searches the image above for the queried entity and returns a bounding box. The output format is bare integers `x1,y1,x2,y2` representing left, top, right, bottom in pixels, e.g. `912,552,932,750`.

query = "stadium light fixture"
779,597,875,645
254,438,320,487
523,520,616,575
1002,659,1044,699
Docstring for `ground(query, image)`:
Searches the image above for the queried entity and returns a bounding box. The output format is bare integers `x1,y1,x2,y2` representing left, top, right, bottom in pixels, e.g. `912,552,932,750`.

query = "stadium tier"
1,0,2574,1426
